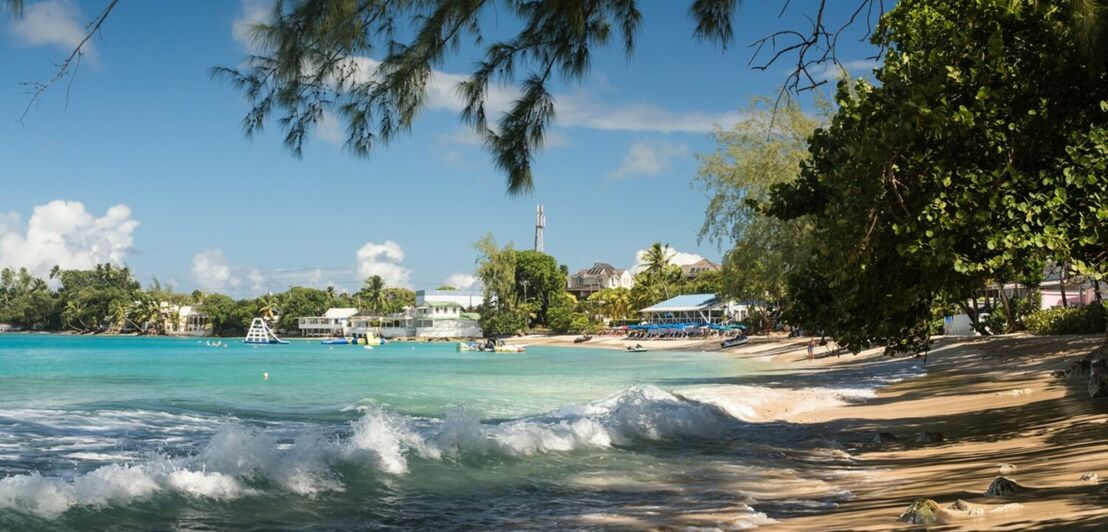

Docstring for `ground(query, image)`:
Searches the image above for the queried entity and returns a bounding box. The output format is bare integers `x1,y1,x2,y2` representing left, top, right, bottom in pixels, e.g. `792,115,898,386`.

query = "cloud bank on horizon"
0,200,138,279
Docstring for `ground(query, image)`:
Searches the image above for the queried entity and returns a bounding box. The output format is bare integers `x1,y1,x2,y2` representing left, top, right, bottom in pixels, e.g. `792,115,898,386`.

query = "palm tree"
258,294,279,323
109,299,129,332
130,296,162,334
361,275,386,315
640,242,677,299
63,299,87,332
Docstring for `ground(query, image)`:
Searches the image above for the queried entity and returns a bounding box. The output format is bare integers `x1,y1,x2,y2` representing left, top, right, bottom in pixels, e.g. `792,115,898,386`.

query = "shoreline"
707,334,1108,529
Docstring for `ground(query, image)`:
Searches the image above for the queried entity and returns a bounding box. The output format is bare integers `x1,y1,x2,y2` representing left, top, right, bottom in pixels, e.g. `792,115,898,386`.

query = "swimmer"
263,372,269,380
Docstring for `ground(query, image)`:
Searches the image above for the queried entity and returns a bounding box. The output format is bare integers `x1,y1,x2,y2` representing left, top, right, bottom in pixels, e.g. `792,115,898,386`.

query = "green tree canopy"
766,0,1108,353
695,96,824,307
512,250,565,326
474,234,517,310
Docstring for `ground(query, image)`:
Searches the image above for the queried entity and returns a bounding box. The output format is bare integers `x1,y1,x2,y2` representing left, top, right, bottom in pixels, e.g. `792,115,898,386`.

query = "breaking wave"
0,383,873,518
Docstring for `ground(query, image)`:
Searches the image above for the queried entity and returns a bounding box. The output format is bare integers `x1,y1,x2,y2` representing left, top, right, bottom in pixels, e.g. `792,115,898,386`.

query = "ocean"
0,335,919,530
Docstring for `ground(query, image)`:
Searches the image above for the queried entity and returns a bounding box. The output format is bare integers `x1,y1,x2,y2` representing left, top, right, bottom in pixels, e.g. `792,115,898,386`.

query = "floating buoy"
263,372,269,380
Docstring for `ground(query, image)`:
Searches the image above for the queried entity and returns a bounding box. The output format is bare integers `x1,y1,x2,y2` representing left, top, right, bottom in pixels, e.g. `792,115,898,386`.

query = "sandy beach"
514,333,1108,529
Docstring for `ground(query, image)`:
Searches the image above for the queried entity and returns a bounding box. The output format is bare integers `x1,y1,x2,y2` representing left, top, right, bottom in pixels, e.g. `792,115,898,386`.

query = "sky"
0,0,880,297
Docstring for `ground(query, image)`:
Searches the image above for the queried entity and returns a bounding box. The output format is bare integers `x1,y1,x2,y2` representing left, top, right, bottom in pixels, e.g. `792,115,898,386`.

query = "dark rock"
947,499,984,516
899,498,943,525
915,431,945,444
984,476,1025,496
947,499,971,511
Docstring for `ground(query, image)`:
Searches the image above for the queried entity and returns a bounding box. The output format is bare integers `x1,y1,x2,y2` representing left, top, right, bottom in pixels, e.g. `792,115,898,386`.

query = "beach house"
349,291,483,339
167,305,210,336
297,307,358,337
680,258,721,279
567,263,634,300
639,294,747,324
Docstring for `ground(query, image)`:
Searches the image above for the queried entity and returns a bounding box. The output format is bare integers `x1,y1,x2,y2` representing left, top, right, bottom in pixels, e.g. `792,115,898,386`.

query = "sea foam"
0,377,895,518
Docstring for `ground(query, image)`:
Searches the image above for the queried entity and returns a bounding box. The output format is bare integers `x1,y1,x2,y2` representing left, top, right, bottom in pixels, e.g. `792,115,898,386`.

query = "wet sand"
520,333,1108,529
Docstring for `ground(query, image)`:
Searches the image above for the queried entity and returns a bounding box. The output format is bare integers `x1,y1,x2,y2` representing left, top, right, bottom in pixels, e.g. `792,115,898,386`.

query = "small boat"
321,337,351,345
494,345,526,353
573,335,592,343
720,336,751,349
457,342,478,352
626,345,647,353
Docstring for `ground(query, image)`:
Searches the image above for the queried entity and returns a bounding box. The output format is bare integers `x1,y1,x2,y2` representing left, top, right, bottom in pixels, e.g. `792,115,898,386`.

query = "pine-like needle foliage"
213,0,743,194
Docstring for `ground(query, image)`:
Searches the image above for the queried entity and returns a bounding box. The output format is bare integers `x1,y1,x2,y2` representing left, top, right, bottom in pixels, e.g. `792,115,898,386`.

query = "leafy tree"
381,288,416,314
277,286,333,332
436,285,457,290
358,275,387,315
588,287,634,323
478,305,530,337
636,243,683,301
256,293,281,323
0,267,58,330
695,96,823,309
474,234,517,310
55,264,141,333
199,294,241,336
512,250,565,326
681,269,724,296
765,0,1108,354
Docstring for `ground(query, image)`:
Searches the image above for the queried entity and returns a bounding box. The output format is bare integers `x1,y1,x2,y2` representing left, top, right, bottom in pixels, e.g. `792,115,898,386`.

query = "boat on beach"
720,335,751,349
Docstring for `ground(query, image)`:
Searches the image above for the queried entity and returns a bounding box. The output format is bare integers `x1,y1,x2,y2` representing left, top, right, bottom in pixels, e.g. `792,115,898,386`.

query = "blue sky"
0,0,879,296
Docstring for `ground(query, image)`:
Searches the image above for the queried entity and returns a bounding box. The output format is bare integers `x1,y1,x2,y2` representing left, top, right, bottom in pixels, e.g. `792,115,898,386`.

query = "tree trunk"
1094,279,1102,303
1059,265,1069,308
997,282,1016,333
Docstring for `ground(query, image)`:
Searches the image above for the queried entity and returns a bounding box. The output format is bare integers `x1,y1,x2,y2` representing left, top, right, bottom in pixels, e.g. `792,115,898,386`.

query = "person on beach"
807,339,815,360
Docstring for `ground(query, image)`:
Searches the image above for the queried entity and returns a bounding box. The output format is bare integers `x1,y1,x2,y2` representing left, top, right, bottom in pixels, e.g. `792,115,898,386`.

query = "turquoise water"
0,335,889,530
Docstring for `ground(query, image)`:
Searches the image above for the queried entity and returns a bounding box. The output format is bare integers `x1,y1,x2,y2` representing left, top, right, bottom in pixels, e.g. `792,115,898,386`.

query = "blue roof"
640,294,720,312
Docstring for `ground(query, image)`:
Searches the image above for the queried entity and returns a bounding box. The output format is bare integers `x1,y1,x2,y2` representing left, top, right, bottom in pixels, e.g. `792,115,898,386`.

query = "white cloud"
0,200,138,278
231,0,270,52
443,273,479,290
315,110,345,146
610,140,690,179
810,59,878,82
191,249,237,292
355,240,412,288
247,267,265,292
10,0,94,59
631,245,706,274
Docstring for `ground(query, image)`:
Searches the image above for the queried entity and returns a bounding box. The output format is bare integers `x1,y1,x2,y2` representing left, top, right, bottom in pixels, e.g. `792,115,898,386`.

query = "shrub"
479,307,530,337
1025,303,1106,335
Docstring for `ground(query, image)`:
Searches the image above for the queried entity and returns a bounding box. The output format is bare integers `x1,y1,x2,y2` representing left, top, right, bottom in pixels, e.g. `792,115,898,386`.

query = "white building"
356,301,482,339
298,307,358,337
567,263,634,300
162,303,210,336
416,289,484,309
